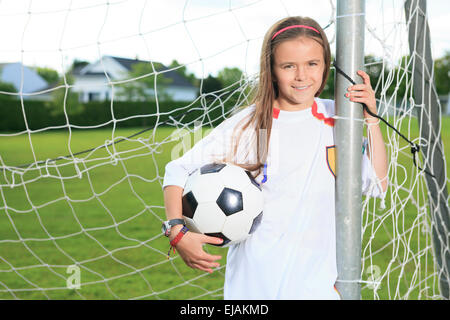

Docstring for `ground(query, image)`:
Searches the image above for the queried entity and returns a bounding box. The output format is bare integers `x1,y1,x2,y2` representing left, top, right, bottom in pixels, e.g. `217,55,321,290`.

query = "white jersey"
162,97,385,300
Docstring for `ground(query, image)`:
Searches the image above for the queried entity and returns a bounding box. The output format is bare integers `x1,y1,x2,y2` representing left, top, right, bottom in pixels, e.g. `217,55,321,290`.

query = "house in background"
0,62,52,100
72,56,198,103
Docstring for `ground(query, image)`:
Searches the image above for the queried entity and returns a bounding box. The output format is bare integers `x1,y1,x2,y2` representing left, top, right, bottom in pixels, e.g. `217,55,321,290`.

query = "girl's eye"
283,65,294,69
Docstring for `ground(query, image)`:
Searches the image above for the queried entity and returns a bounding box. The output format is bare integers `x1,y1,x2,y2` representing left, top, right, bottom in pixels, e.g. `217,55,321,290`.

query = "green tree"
320,68,334,100
70,59,89,72
217,67,243,89
47,73,82,117
169,60,198,86
118,62,173,101
344,53,450,100
434,51,450,95
364,54,391,99
387,55,410,98
216,67,255,106
320,54,335,99
35,67,60,85
0,81,17,100
201,74,223,94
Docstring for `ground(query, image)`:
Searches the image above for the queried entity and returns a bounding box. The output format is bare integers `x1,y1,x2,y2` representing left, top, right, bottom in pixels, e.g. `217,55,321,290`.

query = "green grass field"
0,117,449,300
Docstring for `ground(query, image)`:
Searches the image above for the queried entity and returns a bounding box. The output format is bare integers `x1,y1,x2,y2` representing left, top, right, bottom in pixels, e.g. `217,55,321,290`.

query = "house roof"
0,62,50,93
74,56,196,89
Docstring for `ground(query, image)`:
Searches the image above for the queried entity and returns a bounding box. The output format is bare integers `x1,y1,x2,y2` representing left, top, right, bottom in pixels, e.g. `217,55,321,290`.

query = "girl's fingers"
357,70,371,85
204,252,222,261
347,83,367,91
200,259,221,269
192,258,221,273
349,97,365,103
202,234,224,246
176,232,223,273
348,71,372,92
350,97,373,108
191,263,214,273
198,253,222,264
344,71,377,116
193,263,215,273
347,91,367,98
199,250,222,267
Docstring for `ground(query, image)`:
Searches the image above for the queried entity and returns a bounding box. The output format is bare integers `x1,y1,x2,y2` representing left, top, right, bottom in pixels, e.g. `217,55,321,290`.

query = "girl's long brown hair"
220,16,331,178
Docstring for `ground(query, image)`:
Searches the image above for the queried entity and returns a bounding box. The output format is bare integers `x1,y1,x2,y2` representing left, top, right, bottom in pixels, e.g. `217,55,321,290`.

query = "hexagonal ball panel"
184,216,201,234
216,187,243,216
189,171,225,204
191,201,226,234
221,211,253,243
220,164,253,192
242,184,264,219
182,191,197,219
200,162,227,174
183,168,201,195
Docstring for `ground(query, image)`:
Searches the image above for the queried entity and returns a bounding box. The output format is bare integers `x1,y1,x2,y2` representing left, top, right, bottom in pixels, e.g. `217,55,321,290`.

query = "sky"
0,0,448,79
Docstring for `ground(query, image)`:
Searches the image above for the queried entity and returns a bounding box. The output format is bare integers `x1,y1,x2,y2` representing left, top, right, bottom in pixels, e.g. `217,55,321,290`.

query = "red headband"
271,25,320,40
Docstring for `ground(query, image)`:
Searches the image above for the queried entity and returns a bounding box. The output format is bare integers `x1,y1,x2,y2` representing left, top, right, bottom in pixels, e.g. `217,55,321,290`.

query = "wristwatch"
161,218,186,237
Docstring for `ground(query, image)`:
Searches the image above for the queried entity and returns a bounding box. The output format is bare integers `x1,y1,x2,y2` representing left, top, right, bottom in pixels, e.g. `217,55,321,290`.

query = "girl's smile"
293,84,312,91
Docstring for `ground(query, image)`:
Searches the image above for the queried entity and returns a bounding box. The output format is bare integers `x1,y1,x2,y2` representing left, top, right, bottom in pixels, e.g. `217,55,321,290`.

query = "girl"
162,16,388,299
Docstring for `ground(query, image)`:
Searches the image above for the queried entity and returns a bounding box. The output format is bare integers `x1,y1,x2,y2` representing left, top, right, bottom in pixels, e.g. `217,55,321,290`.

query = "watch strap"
167,226,189,258
167,218,185,227
162,218,185,237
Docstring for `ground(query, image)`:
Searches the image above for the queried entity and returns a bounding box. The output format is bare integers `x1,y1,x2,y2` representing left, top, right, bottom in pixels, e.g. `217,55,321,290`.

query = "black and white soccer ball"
182,162,263,247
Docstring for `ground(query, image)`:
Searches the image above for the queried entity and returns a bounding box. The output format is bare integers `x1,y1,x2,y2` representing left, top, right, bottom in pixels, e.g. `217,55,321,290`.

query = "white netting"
0,0,448,300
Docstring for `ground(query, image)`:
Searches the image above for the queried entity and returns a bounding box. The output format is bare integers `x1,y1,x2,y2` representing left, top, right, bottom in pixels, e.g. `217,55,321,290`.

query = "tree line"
0,52,448,106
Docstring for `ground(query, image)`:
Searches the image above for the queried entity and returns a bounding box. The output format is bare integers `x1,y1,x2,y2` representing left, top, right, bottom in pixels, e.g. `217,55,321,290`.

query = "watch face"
162,220,184,237
162,222,169,235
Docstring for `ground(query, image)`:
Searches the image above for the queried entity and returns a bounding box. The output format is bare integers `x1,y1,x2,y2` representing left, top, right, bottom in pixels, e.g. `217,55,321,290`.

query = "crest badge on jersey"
326,145,336,178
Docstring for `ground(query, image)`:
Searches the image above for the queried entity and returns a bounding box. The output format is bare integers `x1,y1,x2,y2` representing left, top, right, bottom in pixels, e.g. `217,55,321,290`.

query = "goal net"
0,0,448,300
